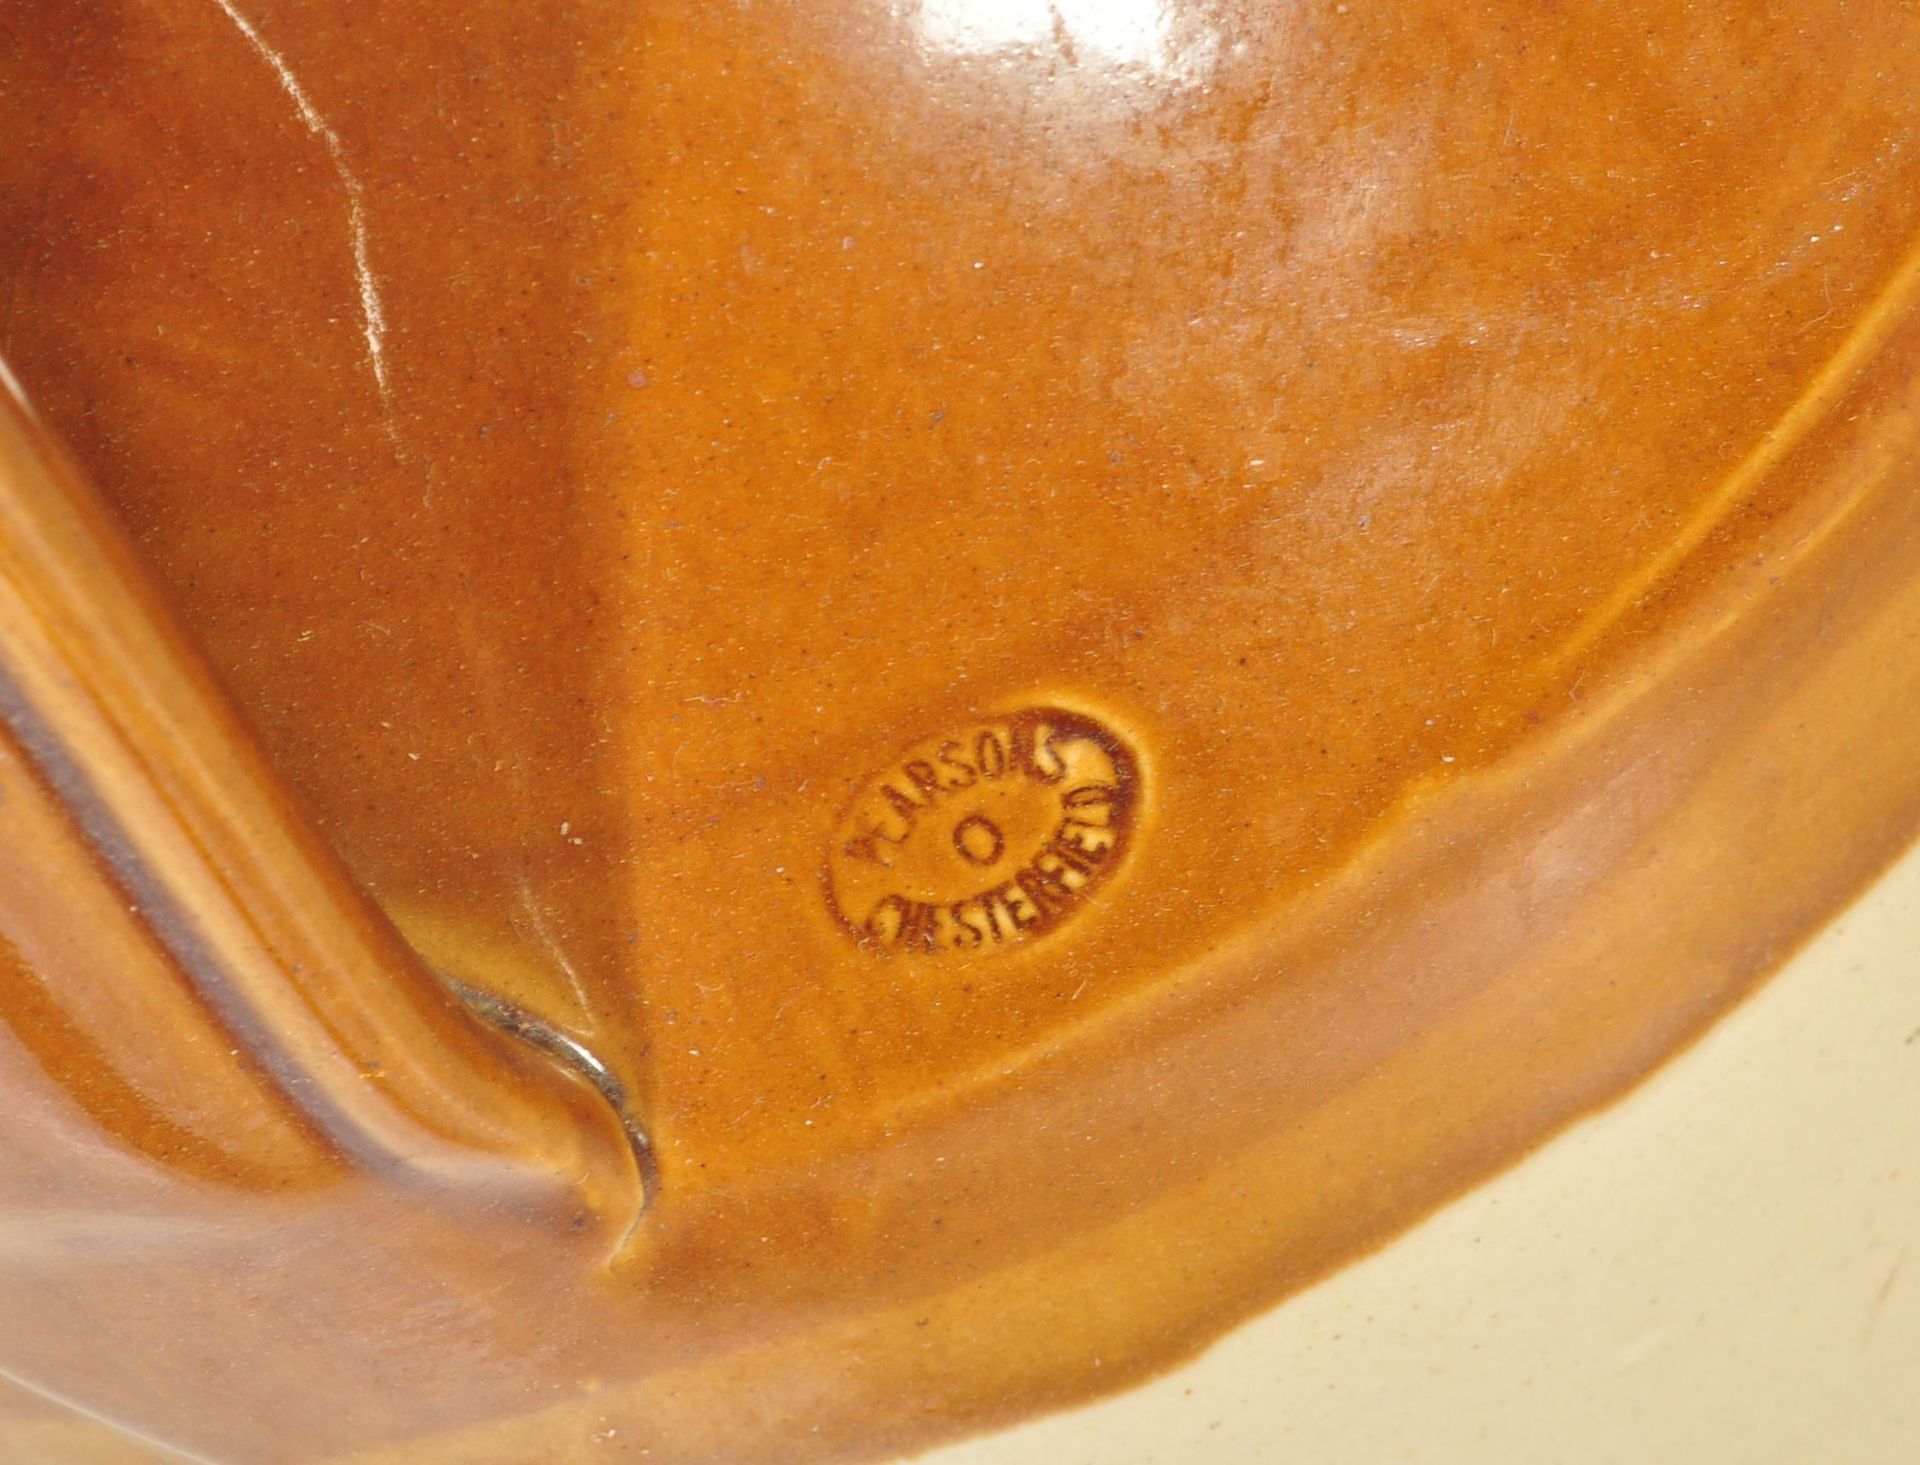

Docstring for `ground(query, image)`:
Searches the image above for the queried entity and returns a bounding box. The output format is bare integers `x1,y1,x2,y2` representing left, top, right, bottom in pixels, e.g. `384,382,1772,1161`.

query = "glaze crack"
207,0,398,441
443,975,659,1216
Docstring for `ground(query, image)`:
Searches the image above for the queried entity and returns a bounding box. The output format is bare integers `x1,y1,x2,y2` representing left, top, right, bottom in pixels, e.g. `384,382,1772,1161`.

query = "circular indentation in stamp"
825,707,1142,956
951,812,1006,866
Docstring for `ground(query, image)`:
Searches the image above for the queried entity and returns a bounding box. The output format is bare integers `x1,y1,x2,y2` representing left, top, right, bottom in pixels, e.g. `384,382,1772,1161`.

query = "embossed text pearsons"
826,708,1141,955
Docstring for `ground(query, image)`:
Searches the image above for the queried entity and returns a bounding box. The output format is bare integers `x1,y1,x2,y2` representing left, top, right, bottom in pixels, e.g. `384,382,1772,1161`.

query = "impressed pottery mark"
826,708,1141,956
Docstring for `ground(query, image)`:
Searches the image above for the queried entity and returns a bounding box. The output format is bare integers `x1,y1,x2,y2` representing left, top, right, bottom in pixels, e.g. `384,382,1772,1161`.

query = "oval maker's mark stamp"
826,707,1141,956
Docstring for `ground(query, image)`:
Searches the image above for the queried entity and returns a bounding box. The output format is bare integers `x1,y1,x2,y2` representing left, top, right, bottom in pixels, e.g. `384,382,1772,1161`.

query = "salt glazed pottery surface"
2,2,1919,1460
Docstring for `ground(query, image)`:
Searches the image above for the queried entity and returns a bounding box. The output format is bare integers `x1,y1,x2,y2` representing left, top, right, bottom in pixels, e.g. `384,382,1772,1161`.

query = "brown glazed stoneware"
3,1,1920,1460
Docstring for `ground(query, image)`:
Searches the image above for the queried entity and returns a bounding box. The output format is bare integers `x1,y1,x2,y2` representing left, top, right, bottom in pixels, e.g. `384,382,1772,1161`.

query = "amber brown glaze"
3,1,1920,1460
